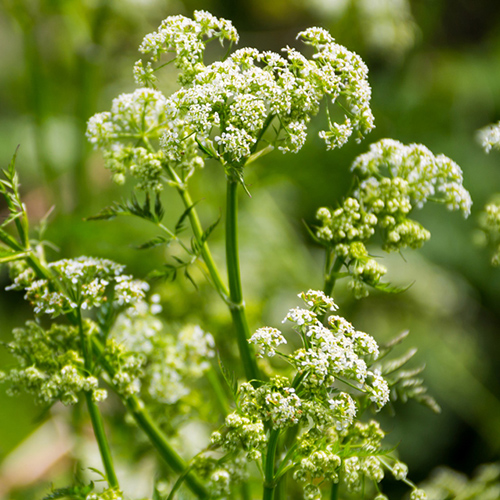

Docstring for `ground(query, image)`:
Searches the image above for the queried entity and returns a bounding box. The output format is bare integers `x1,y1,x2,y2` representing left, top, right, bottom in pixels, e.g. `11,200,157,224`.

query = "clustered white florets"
7,257,148,316
479,121,500,153
87,12,375,191
109,313,215,403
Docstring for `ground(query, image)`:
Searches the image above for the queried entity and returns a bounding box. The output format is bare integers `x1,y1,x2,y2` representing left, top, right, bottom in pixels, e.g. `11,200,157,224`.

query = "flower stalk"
76,308,119,489
226,176,260,381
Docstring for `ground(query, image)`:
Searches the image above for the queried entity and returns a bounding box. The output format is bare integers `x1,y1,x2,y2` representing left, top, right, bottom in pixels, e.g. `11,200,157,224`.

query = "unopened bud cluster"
316,139,472,296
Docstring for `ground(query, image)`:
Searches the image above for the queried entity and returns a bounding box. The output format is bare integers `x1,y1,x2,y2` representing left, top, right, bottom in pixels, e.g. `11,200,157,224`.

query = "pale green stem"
263,429,280,500
124,396,207,497
76,308,119,489
165,164,229,301
226,177,260,381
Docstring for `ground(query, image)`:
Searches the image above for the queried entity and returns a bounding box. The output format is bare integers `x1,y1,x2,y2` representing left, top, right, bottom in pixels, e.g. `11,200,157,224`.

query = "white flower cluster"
352,139,472,215
7,257,149,316
280,298,387,410
238,377,304,430
86,88,170,191
299,289,338,313
161,29,374,165
88,12,375,190
0,322,107,405
248,327,287,358
137,10,239,85
479,121,500,153
109,313,215,404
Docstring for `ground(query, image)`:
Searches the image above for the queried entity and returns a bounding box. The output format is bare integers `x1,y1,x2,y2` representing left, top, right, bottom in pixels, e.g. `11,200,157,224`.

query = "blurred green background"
1,0,500,498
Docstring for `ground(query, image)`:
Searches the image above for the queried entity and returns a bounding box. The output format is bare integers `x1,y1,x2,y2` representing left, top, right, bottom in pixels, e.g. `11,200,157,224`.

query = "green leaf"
381,348,418,375
302,219,325,246
147,264,178,281
154,193,165,222
381,330,410,350
371,280,415,294
200,212,221,245
246,144,274,166
195,136,218,159
184,268,198,290
175,201,199,235
87,192,162,223
218,354,238,401
135,235,172,250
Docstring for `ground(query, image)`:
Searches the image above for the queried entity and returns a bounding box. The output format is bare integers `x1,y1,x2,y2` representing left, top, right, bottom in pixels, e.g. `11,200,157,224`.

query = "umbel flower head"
315,139,472,297
7,257,149,316
204,290,418,498
87,11,374,190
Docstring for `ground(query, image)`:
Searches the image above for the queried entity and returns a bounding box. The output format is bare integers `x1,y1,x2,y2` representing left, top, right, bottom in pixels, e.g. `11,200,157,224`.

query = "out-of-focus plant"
0,9,476,500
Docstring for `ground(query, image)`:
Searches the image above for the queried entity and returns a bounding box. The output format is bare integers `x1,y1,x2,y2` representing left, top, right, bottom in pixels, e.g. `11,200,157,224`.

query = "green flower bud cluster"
316,139,471,296
86,488,123,500
194,454,248,498
7,257,149,316
0,321,106,405
292,419,411,498
478,201,500,266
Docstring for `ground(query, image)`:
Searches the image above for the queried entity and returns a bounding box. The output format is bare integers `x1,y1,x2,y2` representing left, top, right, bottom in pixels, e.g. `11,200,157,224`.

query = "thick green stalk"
77,309,119,489
263,429,280,500
225,178,260,381
330,482,339,500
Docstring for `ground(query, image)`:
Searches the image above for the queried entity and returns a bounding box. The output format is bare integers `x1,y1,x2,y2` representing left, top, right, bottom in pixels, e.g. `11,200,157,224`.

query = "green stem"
77,308,119,489
226,177,260,381
165,164,229,301
263,429,280,500
330,482,339,500
125,395,207,497
85,392,119,489
323,254,343,297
